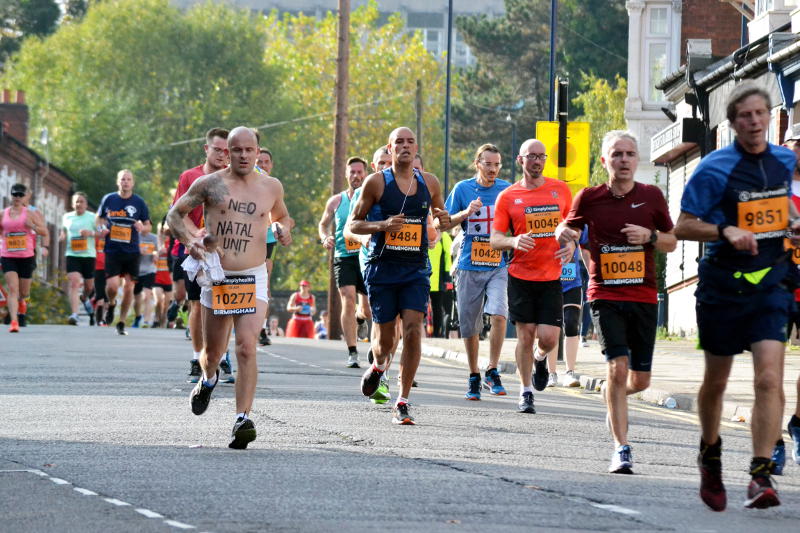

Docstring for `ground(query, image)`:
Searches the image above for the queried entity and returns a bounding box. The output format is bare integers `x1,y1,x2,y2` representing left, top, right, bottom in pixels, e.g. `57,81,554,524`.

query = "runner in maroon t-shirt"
170,127,231,384
557,130,676,475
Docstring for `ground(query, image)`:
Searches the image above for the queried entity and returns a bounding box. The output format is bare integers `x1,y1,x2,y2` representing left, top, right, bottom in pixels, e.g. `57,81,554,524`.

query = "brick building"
1,89,75,283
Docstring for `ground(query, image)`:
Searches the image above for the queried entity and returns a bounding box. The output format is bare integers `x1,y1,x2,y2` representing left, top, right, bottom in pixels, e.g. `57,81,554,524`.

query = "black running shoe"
392,402,415,425
190,369,219,415
518,391,536,413
105,305,116,325
361,365,384,396
367,349,373,365
116,321,127,336
95,306,104,326
220,356,235,384
532,353,549,392
187,360,202,383
258,328,271,346
229,417,257,449
745,475,780,509
18,314,26,327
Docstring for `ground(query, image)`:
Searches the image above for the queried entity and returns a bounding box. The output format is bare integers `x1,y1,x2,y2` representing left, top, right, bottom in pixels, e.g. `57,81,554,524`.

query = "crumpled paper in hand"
181,252,225,287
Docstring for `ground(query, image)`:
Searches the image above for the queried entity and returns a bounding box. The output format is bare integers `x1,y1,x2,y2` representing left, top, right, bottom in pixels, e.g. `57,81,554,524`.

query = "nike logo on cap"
631,202,646,208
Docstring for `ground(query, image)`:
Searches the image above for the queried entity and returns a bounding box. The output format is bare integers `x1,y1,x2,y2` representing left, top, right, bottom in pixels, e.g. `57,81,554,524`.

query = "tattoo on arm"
167,178,208,245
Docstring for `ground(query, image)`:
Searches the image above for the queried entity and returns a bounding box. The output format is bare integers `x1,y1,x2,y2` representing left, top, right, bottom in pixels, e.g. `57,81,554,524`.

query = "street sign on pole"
535,121,591,197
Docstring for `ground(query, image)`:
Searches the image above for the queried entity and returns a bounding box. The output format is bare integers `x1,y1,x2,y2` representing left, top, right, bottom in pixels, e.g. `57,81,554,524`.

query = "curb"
419,342,758,423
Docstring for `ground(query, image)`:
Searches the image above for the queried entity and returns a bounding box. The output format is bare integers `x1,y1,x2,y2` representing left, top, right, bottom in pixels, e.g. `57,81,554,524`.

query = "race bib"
5,232,27,252
385,218,422,250
156,258,169,271
737,193,788,239
109,224,132,243
211,275,256,316
599,245,645,285
785,238,800,265
524,205,560,238
140,242,156,255
561,262,577,281
70,237,88,253
345,238,361,252
470,237,501,267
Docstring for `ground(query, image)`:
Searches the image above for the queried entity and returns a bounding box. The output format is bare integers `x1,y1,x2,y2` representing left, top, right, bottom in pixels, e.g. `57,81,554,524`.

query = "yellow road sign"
535,121,590,196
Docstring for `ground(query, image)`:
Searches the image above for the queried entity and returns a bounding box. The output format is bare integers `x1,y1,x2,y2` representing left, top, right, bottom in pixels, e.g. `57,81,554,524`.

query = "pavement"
416,335,800,427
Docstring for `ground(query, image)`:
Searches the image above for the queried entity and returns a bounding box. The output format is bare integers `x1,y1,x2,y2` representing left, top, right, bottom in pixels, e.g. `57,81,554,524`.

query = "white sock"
533,347,547,362
521,386,534,396
192,351,201,361
236,412,248,420
396,396,408,405
202,371,217,386
375,361,387,371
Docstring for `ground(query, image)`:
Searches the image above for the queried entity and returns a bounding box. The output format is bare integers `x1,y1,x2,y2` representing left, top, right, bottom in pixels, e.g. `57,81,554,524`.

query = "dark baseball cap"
10,183,27,195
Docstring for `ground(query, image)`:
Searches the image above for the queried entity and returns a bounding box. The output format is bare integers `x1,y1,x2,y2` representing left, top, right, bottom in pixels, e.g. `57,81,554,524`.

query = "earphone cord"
376,170,415,260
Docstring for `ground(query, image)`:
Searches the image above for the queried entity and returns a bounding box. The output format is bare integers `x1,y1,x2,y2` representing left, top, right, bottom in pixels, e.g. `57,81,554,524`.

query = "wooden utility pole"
327,0,350,341
415,80,423,150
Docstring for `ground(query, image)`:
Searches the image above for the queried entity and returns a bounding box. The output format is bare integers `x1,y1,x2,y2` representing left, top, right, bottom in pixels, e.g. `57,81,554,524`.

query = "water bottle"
663,397,677,409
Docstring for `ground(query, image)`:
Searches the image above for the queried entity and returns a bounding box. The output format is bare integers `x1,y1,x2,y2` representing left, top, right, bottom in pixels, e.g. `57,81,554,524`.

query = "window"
756,0,775,16
648,43,667,103
425,29,441,57
649,7,668,35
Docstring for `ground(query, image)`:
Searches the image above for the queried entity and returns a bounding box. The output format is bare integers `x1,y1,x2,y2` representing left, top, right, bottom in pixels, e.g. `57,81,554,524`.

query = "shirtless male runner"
167,127,292,449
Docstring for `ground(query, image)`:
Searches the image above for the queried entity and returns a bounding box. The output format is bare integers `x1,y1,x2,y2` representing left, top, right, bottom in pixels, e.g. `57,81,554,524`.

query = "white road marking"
104,498,131,506
74,487,97,496
50,477,70,485
136,508,164,518
591,503,641,516
0,468,47,476
164,519,197,529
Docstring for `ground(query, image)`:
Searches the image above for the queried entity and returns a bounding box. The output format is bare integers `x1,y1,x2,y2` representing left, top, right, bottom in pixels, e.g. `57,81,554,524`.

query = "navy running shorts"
364,260,430,324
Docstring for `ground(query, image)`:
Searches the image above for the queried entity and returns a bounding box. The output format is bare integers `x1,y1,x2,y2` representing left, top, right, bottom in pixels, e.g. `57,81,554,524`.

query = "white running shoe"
562,370,580,387
547,372,558,387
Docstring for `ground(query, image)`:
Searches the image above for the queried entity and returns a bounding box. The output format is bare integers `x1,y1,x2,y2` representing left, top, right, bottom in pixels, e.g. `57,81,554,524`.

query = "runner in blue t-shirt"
444,144,511,400
96,169,151,335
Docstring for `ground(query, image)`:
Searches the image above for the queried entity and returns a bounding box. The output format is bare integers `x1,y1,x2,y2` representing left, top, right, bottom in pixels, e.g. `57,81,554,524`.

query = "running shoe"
17,313,26,327
258,328,271,346
518,391,536,414
105,305,115,325
152,321,160,328
744,476,780,509
67,314,78,326
392,402,415,425
228,416,256,449
370,377,391,404
532,349,549,391
95,306,104,326
789,416,800,464
357,319,369,342
772,442,786,475
547,372,558,388
185,328,191,340
116,321,127,335
483,368,507,395
562,370,580,387
190,369,219,415
347,352,360,368
581,337,589,347
698,454,726,512
609,445,634,474
132,315,142,328
367,349,373,365
361,365,384,396
465,375,481,401
187,360,202,383
220,353,235,384
9,320,19,333
89,313,95,326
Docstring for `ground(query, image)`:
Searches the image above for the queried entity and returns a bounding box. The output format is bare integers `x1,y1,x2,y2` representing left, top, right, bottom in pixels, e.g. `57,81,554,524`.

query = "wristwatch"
648,230,658,245
717,223,731,239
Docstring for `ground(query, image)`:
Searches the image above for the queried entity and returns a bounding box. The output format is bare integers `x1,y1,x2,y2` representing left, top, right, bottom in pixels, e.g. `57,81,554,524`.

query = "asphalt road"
1,325,799,532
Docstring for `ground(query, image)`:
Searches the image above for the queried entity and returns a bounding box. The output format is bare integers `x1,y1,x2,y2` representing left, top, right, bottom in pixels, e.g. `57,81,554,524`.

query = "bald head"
227,126,260,176
387,127,418,167
517,138,547,182
389,127,416,143
518,139,545,156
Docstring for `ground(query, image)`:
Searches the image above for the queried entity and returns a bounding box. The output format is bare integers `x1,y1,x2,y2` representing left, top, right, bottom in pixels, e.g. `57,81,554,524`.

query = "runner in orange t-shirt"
490,139,574,414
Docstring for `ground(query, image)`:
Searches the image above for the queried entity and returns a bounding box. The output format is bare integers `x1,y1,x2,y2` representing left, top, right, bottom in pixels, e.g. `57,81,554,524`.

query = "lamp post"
506,114,517,181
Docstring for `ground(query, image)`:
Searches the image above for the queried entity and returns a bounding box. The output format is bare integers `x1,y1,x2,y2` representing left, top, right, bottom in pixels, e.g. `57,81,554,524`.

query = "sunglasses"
11,192,25,197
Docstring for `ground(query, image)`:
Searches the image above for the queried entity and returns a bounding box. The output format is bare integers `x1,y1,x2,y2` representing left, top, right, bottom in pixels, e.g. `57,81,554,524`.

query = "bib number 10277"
211,275,256,316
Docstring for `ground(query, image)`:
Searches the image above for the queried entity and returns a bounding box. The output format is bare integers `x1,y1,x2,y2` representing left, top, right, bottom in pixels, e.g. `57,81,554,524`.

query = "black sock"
470,372,480,379
356,317,365,325
749,456,773,478
700,437,722,466
791,414,800,428
348,346,357,355
776,438,785,446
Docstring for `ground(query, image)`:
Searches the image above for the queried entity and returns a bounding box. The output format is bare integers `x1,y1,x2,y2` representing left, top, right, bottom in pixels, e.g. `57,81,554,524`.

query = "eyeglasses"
479,161,502,168
11,192,25,197
521,154,547,161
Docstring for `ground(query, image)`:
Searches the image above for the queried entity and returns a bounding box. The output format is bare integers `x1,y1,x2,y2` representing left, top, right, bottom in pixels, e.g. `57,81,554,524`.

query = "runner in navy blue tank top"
348,127,451,425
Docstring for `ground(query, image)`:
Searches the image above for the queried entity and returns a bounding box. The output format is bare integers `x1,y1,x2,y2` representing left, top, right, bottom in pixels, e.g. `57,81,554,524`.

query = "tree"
259,2,446,289
571,75,627,185
1,0,293,216
452,0,628,184
0,0,61,69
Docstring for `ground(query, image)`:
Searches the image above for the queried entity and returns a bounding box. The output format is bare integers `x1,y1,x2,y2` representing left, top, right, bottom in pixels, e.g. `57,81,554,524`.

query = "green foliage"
452,0,628,185
0,272,70,324
1,0,293,219
260,2,446,289
0,0,61,69
572,75,627,185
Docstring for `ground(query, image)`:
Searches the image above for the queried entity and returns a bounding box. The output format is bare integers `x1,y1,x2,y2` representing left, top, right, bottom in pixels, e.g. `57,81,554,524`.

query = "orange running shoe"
9,320,20,332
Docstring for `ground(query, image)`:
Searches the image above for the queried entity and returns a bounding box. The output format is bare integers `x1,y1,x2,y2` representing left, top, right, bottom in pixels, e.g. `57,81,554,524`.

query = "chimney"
0,88,29,145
